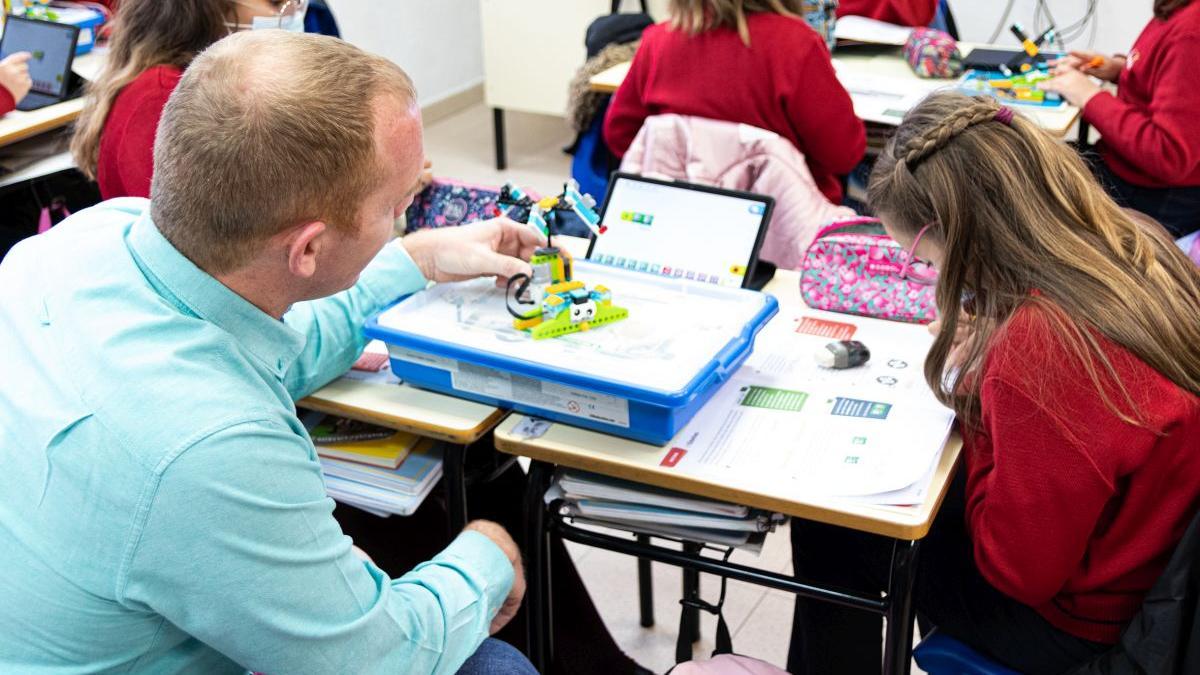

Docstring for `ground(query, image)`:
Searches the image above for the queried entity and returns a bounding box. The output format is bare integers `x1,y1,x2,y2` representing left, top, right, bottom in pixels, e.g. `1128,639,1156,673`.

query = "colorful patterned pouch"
904,27,963,79
799,217,939,324
404,179,533,233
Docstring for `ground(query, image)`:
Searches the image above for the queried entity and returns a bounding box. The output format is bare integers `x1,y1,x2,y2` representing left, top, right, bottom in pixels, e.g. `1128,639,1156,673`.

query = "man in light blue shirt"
0,32,543,674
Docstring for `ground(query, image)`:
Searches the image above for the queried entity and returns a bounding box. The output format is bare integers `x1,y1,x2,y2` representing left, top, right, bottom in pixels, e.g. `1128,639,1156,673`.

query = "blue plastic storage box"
364,261,778,445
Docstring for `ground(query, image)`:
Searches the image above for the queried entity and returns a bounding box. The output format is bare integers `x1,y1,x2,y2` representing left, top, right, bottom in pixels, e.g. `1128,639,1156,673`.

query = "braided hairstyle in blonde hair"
899,98,1003,168
868,91,1200,428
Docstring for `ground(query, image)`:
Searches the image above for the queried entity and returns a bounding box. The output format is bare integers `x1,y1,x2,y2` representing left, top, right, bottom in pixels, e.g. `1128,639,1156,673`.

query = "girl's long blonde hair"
868,92,1200,428
668,0,806,45
71,0,233,180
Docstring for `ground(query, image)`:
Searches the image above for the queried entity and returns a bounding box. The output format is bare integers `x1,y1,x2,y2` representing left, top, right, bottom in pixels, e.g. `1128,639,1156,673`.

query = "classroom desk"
494,268,963,673
588,42,1082,137
300,378,507,530
0,49,106,150
297,236,591,530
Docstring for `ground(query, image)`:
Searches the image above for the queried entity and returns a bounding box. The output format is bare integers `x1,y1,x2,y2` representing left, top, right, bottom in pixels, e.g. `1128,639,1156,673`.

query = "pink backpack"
800,217,939,324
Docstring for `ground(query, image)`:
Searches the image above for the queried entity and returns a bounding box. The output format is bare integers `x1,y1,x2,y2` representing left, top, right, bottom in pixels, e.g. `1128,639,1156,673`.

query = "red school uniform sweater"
0,86,15,116
836,0,938,27
964,300,1200,644
602,14,866,204
96,64,183,200
1084,1,1200,188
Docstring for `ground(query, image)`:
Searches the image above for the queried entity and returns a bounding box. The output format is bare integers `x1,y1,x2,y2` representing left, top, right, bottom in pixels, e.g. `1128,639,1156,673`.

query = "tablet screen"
1,17,76,98
587,175,771,289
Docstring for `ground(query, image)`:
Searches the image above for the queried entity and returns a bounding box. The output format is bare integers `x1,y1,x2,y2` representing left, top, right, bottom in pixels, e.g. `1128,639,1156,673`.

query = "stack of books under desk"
300,411,442,517
547,470,784,553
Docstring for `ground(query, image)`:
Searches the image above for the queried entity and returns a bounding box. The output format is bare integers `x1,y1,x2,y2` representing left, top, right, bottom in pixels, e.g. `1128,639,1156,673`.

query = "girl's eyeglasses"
899,221,938,286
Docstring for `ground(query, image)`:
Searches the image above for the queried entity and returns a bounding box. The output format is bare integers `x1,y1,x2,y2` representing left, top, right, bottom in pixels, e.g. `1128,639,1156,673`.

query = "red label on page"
796,317,857,341
660,447,687,467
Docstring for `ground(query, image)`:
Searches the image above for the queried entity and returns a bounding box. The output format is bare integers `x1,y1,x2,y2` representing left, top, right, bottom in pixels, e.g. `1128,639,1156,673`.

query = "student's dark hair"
1155,0,1193,19
868,91,1200,429
71,0,234,180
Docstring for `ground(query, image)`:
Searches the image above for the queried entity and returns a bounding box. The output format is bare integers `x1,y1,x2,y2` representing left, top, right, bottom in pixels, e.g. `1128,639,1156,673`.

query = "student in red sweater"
1043,0,1200,237
837,0,937,26
602,0,866,204
789,91,1200,674
71,0,297,200
0,52,33,116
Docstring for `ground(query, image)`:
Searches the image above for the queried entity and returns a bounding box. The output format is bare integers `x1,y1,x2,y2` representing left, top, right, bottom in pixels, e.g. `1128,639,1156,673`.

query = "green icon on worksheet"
830,397,892,420
739,385,808,412
852,436,867,445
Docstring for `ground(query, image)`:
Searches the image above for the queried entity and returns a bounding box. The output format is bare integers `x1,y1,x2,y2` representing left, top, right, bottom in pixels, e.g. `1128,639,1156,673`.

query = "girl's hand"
1050,50,1124,83
929,314,973,369
0,52,32,104
1040,70,1104,109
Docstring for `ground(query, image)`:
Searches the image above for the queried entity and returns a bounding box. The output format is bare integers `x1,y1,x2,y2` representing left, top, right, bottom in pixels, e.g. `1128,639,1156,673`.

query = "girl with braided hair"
788,91,1200,674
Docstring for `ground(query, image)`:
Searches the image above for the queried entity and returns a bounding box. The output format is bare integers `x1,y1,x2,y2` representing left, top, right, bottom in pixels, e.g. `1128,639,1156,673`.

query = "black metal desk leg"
524,461,554,672
682,542,702,643
882,540,921,675
443,442,469,532
493,108,508,171
637,535,654,628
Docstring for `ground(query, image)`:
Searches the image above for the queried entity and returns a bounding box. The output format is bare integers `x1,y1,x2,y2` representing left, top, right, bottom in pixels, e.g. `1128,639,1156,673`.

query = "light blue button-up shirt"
0,199,514,674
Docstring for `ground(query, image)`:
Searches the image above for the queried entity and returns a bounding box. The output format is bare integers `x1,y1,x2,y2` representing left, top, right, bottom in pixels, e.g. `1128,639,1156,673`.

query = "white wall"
332,0,484,108
947,1,1152,55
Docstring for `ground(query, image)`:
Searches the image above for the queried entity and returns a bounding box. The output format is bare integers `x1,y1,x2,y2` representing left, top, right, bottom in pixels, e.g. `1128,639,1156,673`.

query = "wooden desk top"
299,379,506,446
588,42,1081,137
495,415,961,540
0,50,106,149
493,269,963,540
297,237,592,446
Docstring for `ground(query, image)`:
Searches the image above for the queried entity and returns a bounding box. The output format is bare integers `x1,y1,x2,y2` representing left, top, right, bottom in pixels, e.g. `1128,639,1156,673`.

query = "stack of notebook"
547,470,782,551
301,412,442,517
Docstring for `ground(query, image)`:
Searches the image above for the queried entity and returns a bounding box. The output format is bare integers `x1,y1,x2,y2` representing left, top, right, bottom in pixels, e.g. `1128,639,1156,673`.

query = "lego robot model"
496,179,606,242
504,243,628,340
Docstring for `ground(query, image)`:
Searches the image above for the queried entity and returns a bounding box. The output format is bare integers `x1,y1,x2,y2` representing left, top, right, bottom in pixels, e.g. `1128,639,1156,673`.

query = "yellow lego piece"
538,196,560,210
545,280,585,294
513,316,543,330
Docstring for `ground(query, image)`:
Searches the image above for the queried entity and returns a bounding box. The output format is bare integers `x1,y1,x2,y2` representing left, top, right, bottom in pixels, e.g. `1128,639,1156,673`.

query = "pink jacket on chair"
620,114,857,270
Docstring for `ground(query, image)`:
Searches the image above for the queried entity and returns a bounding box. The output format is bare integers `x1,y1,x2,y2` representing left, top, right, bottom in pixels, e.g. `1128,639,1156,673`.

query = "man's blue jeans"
457,638,537,675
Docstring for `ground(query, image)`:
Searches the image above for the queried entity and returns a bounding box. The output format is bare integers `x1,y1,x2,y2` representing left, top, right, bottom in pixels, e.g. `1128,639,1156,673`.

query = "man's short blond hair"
151,31,417,274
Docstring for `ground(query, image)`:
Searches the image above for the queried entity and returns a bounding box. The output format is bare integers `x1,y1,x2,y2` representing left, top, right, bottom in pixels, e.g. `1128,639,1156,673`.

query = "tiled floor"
424,103,925,674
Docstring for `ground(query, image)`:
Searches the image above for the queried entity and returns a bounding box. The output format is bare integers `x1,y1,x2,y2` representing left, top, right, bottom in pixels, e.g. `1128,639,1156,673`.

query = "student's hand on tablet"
463,520,526,635
402,216,545,286
0,52,33,104
1040,69,1103,109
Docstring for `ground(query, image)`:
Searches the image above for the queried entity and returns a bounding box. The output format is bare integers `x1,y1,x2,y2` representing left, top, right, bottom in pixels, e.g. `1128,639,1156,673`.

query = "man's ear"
283,221,328,279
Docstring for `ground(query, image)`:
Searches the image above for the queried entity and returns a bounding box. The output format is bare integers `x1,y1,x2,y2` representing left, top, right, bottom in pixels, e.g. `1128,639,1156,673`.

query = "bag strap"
674,548,736,663
812,216,883,241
